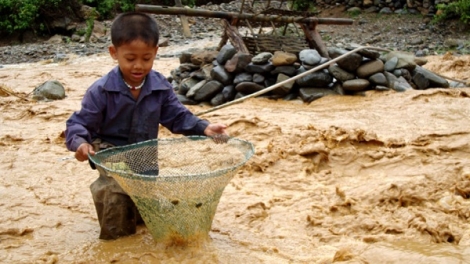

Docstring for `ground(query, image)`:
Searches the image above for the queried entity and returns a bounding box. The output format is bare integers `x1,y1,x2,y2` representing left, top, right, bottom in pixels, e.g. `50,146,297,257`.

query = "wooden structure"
136,1,353,58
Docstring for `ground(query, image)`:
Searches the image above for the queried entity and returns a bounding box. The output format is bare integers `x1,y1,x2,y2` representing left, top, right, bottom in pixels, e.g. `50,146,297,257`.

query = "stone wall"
170,43,460,106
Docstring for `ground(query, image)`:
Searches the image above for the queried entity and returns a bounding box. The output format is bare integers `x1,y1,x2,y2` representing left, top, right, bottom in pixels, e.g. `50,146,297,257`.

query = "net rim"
88,136,255,181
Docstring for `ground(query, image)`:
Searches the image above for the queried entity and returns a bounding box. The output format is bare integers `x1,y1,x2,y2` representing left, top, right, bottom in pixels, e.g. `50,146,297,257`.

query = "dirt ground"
1,36,470,263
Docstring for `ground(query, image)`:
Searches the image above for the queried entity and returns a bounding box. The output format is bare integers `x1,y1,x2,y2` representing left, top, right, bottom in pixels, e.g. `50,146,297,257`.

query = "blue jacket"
65,66,209,151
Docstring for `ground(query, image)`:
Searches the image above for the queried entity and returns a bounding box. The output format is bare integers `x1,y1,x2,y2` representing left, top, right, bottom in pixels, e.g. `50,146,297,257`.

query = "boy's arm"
65,89,105,151
65,115,93,151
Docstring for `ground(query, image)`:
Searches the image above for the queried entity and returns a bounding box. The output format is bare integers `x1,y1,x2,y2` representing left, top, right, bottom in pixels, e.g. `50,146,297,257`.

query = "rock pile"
170,44,452,105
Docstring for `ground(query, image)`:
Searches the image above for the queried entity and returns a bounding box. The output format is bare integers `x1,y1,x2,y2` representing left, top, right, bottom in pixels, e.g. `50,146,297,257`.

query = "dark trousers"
89,139,143,240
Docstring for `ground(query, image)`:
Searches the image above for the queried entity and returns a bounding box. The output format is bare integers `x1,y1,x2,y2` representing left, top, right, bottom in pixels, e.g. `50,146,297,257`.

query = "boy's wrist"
195,119,210,135
72,137,89,151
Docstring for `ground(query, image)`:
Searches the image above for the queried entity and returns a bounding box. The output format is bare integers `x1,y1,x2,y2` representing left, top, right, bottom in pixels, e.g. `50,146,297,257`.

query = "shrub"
290,0,317,12
433,0,470,25
0,0,81,35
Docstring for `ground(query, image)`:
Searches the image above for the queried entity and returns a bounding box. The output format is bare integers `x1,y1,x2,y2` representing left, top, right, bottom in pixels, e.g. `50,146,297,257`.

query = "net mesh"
88,136,254,243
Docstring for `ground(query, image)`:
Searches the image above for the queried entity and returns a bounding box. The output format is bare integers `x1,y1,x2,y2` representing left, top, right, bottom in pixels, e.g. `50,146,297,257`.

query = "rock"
252,73,265,84
210,65,233,86
246,62,275,74
46,35,63,44
177,94,198,105
412,66,450,88
299,88,338,103
346,44,381,59
234,72,253,84
342,79,371,92
179,77,201,95
216,44,237,65
384,56,399,72
384,72,399,90
235,82,265,94
179,52,192,64
444,38,462,48
271,51,298,66
222,85,237,101
252,52,273,65
384,51,417,71
332,82,345,95
299,49,321,66
328,64,356,83
92,20,107,38
296,68,333,88
368,72,388,86
224,52,252,73
393,76,414,92
328,47,363,72
272,73,295,96
411,70,430,90
190,64,212,80
32,80,66,101
186,79,207,98
379,7,393,14
50,17,72,32
356,59,384,78
80,5,99,19
271,65,298,76
193,80,223,101
178,63,200,72
190,50,218,65
210,92,226,106
375,85,390,91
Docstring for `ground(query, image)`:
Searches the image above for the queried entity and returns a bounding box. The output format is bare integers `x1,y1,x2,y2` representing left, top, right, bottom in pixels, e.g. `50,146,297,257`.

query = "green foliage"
0,0,73,35
0,0,41,34
347,8,362,17
182,0,196,7
82,0,141,19
85,16,94,42
290,0,316,12
433,0,470,25
82,0,196,20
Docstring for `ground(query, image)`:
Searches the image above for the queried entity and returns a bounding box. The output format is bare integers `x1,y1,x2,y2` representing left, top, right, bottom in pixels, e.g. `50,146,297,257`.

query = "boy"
65,12,227,240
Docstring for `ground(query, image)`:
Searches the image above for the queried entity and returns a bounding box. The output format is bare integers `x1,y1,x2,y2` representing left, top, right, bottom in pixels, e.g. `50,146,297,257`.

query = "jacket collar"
103,66,172,93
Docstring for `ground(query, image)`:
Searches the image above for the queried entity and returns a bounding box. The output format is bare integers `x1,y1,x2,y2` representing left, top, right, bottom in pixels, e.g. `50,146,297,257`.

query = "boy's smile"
109,39,159,88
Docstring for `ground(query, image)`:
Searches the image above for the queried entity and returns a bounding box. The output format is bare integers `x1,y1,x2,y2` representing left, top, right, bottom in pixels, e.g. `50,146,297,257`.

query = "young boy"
65,12,227,240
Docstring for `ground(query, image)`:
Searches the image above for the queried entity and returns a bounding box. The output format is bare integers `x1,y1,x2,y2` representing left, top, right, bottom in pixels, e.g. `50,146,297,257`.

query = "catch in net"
88,136,255,244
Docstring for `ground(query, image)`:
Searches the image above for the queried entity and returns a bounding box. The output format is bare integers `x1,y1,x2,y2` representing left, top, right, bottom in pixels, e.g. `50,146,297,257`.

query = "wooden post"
300,22,330,59
175,0,192,38
221,19,250,54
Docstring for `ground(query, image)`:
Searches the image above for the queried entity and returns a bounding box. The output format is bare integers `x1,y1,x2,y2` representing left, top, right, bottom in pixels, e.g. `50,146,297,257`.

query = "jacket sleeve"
65,87,106,151
159,88,209,136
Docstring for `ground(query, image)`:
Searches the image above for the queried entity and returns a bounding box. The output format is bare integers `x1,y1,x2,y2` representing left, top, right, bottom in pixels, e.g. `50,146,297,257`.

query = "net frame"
88,136,255,243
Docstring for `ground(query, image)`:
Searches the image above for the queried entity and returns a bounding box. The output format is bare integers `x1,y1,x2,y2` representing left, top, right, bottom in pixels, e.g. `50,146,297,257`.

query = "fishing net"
88,136,254,243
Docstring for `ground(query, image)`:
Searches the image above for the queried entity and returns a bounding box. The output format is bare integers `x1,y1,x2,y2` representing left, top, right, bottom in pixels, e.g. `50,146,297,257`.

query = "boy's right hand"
75,143,95,161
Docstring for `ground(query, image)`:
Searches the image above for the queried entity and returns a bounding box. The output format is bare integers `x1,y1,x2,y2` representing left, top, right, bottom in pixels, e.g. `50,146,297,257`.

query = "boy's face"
109,39,159,87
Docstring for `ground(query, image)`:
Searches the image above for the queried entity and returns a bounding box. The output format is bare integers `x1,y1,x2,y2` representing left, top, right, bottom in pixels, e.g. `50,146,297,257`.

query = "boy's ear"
108,45,117,59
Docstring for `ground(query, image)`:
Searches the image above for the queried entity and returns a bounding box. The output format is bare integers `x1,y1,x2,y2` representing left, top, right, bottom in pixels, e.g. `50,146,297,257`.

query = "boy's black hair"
111,12,160,47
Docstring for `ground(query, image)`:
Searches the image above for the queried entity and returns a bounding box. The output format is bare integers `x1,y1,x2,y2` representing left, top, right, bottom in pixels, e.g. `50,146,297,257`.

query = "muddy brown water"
1,45,470,263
